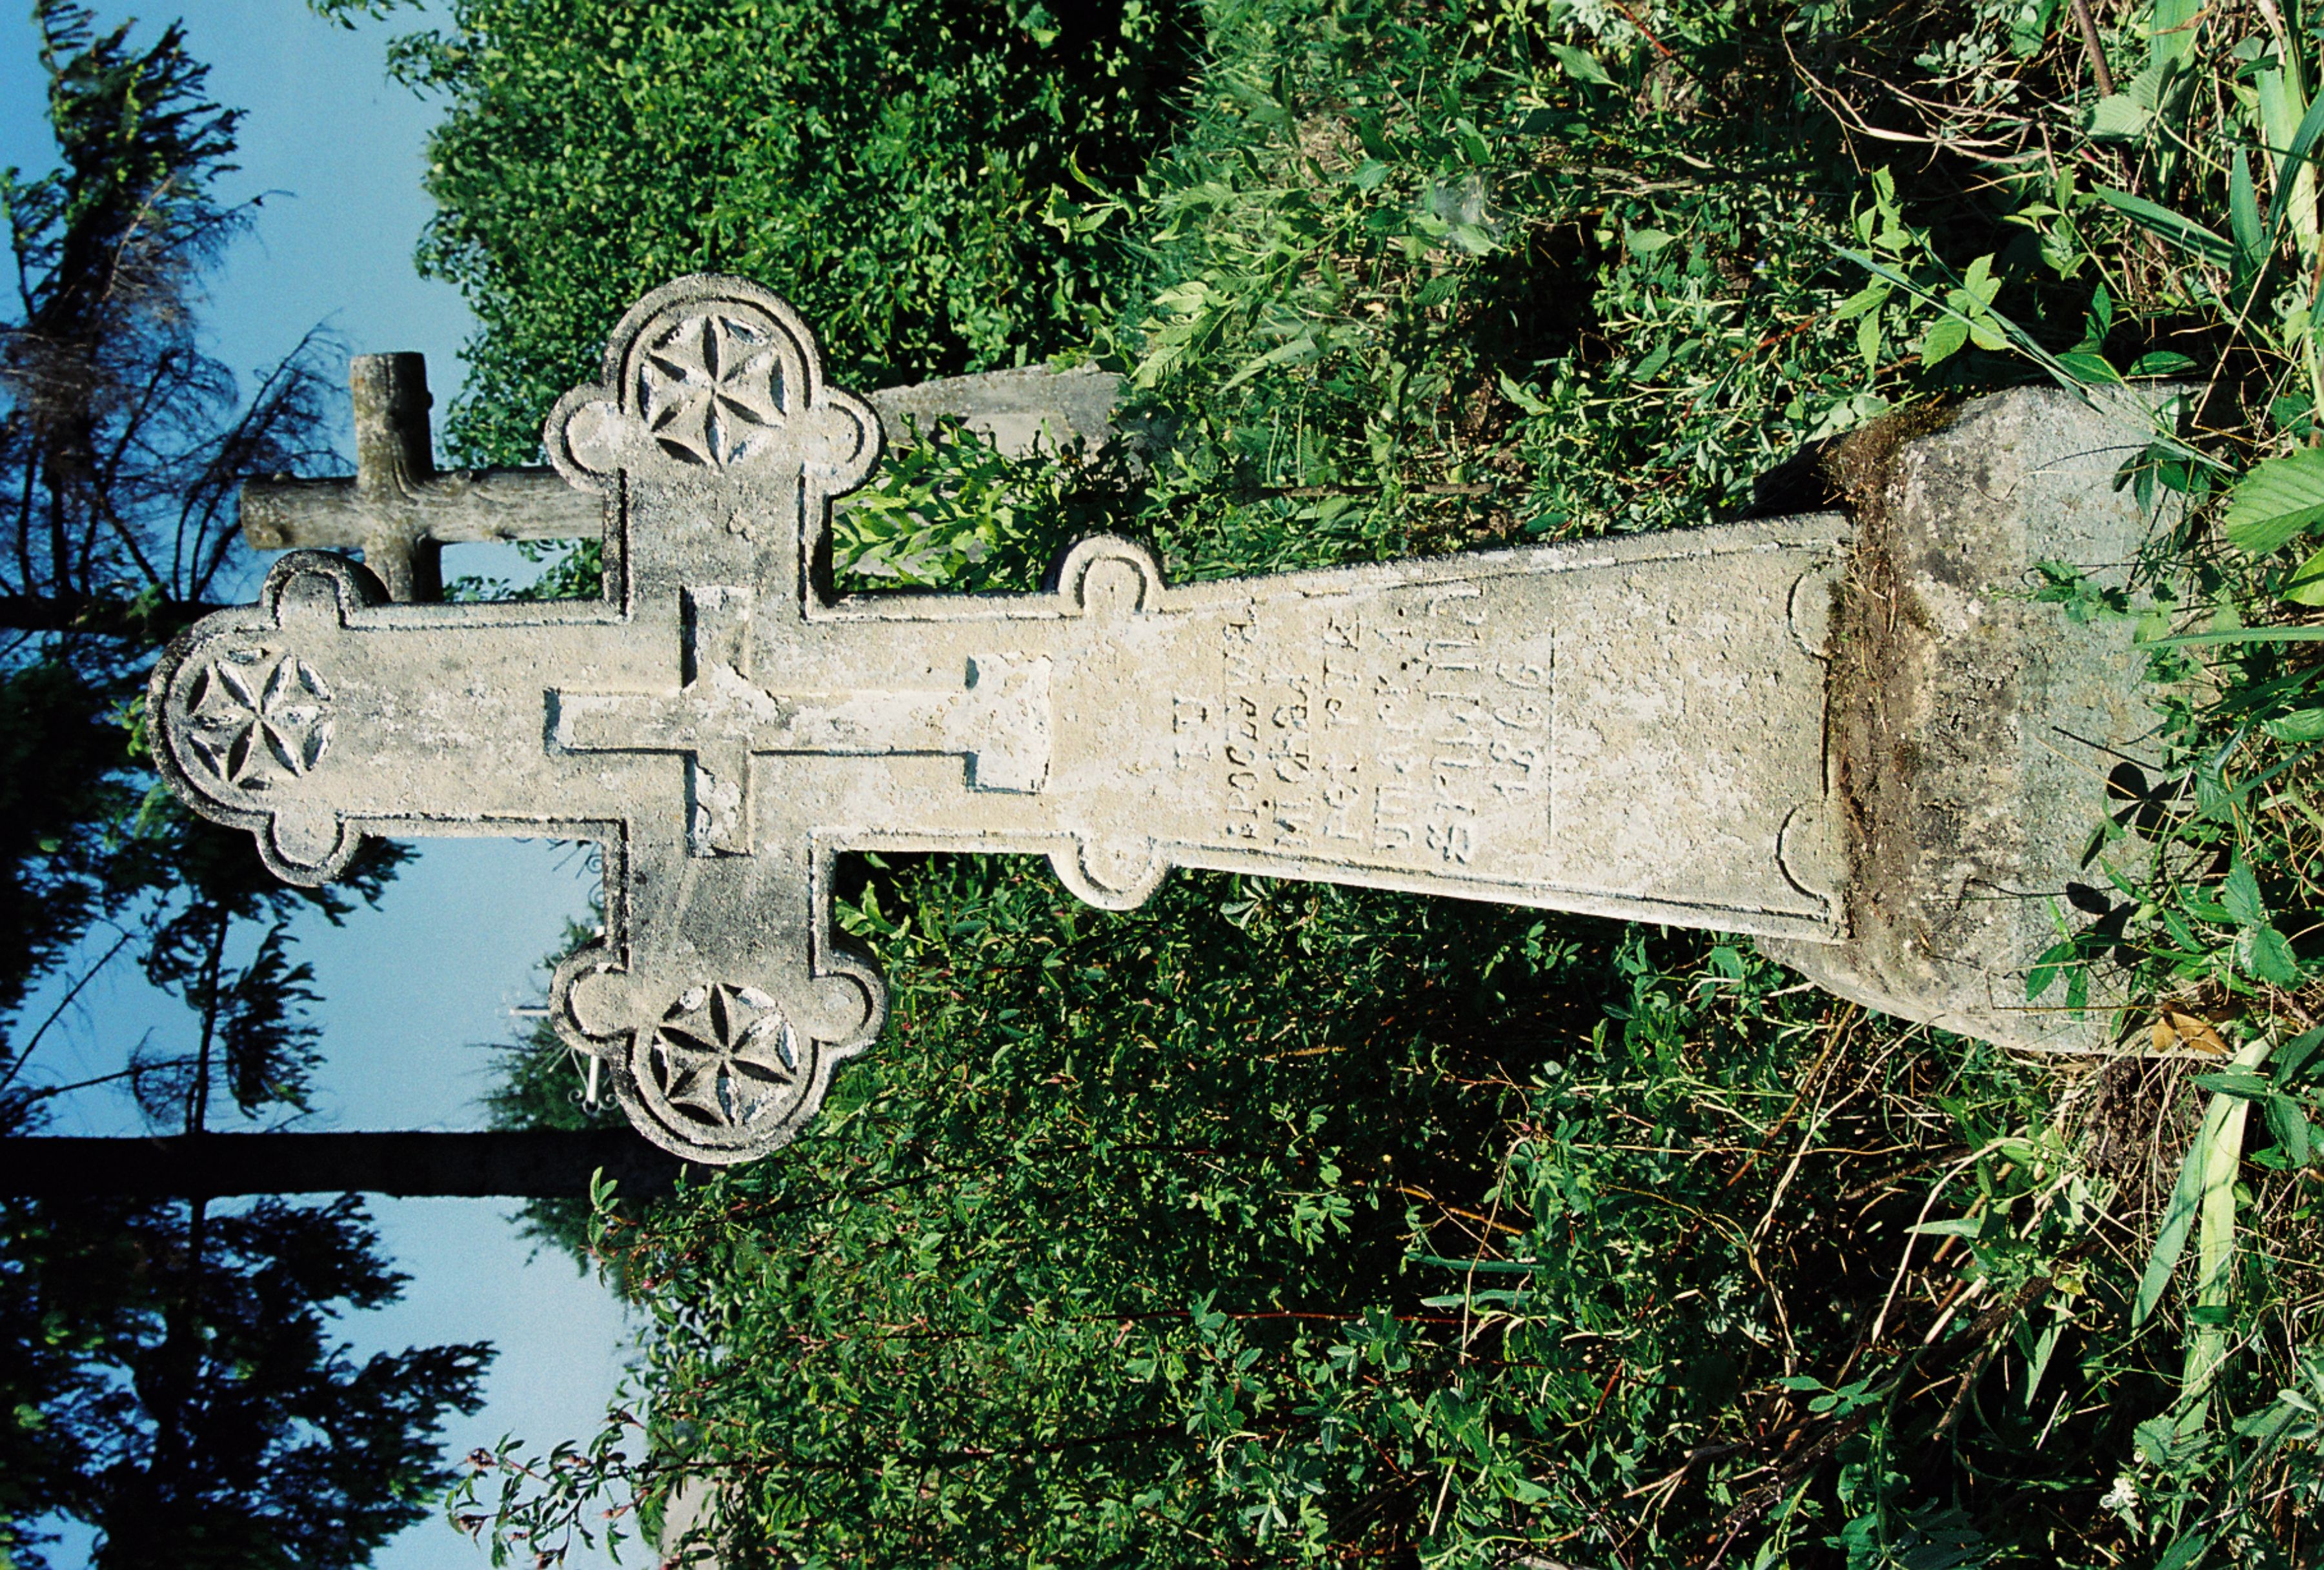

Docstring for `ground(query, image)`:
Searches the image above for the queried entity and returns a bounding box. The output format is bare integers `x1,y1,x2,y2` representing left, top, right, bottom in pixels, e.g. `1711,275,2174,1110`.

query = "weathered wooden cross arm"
239,354,592,602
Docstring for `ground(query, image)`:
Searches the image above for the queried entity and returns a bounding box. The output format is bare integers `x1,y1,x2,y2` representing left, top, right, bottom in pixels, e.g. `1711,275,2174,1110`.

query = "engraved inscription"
1196,581,1554,873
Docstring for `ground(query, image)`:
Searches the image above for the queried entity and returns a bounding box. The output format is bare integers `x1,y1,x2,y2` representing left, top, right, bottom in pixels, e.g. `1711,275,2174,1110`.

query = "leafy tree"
0,1,333,638
319,0,1196,464
3,1193,488,1570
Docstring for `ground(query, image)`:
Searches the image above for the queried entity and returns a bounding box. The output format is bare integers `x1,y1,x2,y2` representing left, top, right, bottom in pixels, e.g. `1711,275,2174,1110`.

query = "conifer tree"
0,10,490,1564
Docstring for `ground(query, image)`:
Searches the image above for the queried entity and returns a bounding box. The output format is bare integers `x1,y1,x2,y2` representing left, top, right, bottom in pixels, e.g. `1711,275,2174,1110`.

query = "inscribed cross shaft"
151,276,1844,1163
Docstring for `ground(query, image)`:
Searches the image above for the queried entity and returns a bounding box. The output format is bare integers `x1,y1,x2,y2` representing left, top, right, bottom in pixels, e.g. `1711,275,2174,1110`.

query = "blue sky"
5,5,633,1567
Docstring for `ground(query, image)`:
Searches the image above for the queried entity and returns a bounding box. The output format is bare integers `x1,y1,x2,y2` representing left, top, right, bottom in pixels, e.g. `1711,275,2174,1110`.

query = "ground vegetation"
393,0,2324,1564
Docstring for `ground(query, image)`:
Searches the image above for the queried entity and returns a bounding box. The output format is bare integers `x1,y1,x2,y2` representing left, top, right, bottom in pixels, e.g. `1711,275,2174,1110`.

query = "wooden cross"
152,276,1844,1165
240,353,594,602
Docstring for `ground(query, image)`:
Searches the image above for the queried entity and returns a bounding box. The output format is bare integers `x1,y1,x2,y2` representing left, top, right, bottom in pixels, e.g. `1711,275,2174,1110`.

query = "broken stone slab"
154,274,2176,1170
1760,387,2180,1055
240,357,1122,599
868,363,1118,456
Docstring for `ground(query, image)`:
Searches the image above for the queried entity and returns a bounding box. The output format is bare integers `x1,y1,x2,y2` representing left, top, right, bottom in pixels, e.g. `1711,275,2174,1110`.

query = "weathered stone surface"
1761,388,2176,1053
239,359,1122,596
155,275,1845,1165
867,363,1118,455
156,272,2175,1167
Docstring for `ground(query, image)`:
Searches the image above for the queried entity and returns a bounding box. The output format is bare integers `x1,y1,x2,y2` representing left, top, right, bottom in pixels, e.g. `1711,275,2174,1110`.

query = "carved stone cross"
151,276,2162,1164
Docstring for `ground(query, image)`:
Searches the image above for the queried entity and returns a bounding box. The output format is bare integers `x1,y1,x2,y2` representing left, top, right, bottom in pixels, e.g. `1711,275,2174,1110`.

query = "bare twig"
2070,0,2117,99
0,931,133,1098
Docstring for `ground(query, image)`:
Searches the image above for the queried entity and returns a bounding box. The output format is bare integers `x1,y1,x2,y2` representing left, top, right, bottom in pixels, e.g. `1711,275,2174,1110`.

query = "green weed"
436,0,2324,1564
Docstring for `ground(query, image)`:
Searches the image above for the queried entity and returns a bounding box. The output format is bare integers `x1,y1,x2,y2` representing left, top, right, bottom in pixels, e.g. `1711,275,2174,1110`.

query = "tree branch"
0,591,223,637
0,1127,691,1198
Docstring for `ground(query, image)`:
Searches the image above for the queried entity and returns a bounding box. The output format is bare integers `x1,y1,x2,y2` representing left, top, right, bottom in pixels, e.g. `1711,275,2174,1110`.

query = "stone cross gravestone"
149,275,2166,1165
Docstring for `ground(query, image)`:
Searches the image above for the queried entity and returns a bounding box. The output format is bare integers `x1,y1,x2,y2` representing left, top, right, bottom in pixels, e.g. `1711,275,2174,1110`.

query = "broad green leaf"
2129,350,2198,376
1830,280,1888,320
2092,186,2236,268
1547,41,1613,85
2233,1394,2316,1442
2267,89,2324,241
2027,934,2075,1001
2258,64,2305,161
2022,1315,2064,1406
2088,57,2168,139
2148,0,2199,68
2224,448,2324,554
2223,854,2266,926
2057,349,2121,385
2285,545,2324,605
2008,0,2061,57
2263,705,2324,740
1960,252,2000,305
2265,1093,2313,1166
2087,92,2153,141
2190,1072,2273,1100
1495,370,1550,417
2136,1410,2198,1467
1218,332,1318,392
2279,1024,2324,1081
2134,1045,2265,1374
1919,316,1969,365
1625,226,1675,257
2154,1533,2214,1570
2244,924,2303,983
2134,1108,2213,1322
2187,1064,2258,1402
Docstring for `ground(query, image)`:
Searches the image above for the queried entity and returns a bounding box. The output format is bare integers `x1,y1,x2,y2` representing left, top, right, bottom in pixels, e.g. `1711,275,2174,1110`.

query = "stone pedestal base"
1762,387,2179,1054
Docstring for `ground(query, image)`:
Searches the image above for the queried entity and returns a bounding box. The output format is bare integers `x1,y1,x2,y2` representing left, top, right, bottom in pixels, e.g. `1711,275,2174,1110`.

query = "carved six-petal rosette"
545,275,878,496
182,648,335,789
149,551,376,887
638,312,791,468
626,982,818,1157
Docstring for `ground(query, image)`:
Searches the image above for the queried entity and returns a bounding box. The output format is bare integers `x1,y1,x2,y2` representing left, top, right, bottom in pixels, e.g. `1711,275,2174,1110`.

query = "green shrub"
431,0,2324,1563
374,0,1195,465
